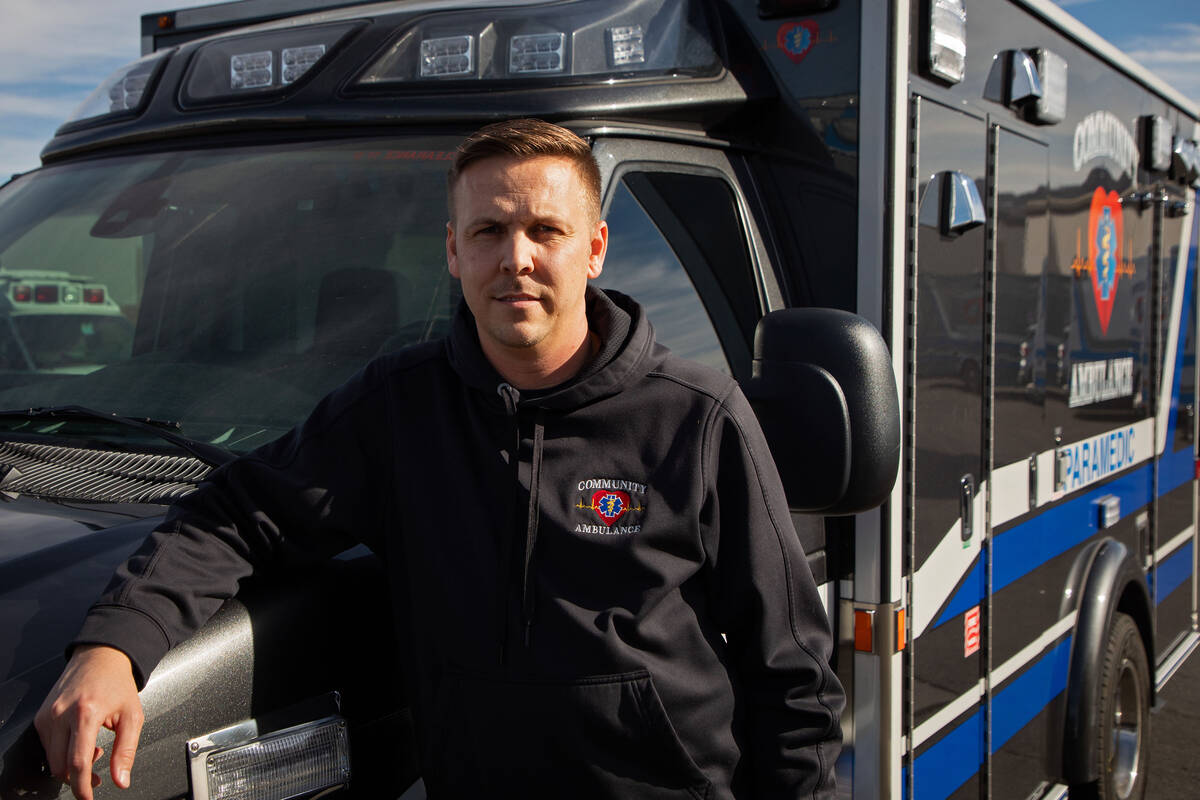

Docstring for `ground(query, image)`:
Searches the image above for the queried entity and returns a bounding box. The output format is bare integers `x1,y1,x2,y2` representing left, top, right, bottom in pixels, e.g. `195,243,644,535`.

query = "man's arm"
37,360,395,798
703,385,844,799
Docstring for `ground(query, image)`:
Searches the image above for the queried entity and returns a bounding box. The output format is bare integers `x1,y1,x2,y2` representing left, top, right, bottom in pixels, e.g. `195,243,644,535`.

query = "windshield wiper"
0,405,236,468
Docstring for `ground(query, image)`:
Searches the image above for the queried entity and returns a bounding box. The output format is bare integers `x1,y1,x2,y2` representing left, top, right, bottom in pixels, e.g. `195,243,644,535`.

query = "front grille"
0,440,211,503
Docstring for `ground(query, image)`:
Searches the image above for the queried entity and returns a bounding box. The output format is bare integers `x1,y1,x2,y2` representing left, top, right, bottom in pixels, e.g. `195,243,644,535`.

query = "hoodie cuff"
70,605,171,690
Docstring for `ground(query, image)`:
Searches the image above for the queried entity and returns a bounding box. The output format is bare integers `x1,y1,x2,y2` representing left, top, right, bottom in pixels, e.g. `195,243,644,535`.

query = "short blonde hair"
447,119,602,222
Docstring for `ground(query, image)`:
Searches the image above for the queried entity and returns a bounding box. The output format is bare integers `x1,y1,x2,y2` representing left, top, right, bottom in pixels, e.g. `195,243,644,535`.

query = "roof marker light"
420,35,474,77
510,33,565,74
230,50,273,90
608,26,645,67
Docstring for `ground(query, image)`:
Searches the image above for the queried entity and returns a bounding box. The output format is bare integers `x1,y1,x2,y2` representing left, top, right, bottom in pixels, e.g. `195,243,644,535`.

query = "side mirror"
745,308,900,515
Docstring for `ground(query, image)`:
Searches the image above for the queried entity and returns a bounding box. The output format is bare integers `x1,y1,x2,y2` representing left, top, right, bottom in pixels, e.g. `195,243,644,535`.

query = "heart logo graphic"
1087,186,1124,335
591,490,630,525
776,21,819,64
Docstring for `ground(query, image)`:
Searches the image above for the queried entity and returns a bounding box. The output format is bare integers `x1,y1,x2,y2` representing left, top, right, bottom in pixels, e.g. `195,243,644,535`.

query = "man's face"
446,155,607,364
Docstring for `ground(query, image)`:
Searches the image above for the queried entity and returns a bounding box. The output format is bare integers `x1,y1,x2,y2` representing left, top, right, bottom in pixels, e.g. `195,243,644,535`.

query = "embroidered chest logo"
575,478,646,535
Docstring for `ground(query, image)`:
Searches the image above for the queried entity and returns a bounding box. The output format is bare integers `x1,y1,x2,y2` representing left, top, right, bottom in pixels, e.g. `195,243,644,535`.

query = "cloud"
0,1,146,85
1118,23,1200,108
0,90,81,120
0,134,50,179
0,1,213,170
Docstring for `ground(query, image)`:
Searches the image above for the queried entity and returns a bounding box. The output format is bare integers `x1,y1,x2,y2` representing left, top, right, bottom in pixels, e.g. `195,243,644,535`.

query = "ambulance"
0,271,132,375
0,1,1196,798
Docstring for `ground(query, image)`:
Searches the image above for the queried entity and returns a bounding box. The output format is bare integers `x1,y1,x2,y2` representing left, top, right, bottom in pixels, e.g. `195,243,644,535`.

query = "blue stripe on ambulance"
907,214,1198,800
904,639,1073,800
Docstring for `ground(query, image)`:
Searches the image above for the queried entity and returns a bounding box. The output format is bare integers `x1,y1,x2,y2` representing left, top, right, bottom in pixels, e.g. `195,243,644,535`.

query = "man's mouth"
494,291,540,304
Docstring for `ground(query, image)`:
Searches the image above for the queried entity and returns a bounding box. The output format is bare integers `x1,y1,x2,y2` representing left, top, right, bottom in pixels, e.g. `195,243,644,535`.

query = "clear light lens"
1032,49,1067,123
63,51,168,126
929,0,966,84
281,44,327,85
608,25,645,66
204,719,349,800
1147,115,1173,172
510,32,565,74
108,72,150,112
231,50,273,90
420,35,474,77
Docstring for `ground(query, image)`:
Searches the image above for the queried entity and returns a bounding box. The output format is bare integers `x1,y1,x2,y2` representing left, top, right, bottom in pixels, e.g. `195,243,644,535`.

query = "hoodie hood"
445,287,660,410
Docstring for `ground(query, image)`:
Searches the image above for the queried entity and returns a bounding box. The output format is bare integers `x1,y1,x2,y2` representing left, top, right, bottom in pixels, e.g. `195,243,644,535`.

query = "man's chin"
481,321,547,351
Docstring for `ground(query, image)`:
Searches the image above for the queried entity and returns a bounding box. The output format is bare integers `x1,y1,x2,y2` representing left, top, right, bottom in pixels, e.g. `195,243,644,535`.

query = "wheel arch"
1062,536,1153,785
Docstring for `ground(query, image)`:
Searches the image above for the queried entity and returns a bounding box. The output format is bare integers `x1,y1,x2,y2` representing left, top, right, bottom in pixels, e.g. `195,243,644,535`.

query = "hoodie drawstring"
496,382,520,664
495,383,543,653
522,411,544,648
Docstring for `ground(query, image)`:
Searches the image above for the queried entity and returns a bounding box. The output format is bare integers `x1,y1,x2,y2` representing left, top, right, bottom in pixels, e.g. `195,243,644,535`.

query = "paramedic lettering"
36,119,842,800
1062,427,1136,491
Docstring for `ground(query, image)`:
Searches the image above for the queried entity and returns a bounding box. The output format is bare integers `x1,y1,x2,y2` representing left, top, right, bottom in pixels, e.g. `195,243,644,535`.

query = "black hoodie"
75,288,843,799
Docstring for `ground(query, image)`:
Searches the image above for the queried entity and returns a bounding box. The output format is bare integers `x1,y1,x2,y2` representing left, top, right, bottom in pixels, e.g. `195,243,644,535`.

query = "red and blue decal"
591,490,629,525
1088,186,1125,334
776,20,819,64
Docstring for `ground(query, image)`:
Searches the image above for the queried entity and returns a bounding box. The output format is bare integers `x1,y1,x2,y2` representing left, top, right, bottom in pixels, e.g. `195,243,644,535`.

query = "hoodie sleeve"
703,383,844,799
72,360,394,687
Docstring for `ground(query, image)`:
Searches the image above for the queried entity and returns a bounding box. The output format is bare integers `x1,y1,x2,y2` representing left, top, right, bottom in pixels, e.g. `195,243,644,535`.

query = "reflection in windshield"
9,315,133,371
0,139,461,452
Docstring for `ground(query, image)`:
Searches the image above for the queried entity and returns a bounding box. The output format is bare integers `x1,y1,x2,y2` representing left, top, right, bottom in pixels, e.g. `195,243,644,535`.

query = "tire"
1071,613,1151,800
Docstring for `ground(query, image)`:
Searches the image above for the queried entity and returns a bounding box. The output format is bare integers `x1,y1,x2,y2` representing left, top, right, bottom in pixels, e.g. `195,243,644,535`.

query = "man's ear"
446,221,460,278
587,219,608,280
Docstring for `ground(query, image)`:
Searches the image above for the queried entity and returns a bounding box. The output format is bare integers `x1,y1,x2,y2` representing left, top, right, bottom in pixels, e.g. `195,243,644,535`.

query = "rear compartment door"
906,96,989,800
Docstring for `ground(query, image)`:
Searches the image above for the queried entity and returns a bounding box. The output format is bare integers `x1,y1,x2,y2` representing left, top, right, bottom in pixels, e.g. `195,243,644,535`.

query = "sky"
0,1,1198,179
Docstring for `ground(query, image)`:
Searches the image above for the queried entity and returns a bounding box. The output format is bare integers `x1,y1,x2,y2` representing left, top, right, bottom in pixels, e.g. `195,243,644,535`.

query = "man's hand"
34,645,143,800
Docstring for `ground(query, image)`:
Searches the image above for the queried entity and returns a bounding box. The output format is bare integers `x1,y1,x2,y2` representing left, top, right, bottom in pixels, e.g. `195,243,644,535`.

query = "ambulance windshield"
0,137,460,453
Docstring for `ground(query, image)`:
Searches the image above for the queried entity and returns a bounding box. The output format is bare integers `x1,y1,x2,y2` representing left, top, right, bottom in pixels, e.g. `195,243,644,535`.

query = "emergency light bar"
183,21,361,105
9,282,108,305
356,0,718,88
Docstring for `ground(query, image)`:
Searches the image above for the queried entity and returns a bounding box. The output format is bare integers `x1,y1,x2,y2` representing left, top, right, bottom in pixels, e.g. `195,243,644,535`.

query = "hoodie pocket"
426,669,713,799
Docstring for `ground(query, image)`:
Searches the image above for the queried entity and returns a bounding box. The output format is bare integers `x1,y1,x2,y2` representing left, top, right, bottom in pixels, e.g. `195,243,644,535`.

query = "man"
36,119,842,799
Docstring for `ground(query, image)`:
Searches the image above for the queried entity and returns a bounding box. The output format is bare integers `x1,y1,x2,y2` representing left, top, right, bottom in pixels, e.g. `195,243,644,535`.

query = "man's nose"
499,232,535,274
